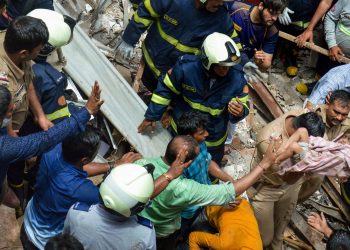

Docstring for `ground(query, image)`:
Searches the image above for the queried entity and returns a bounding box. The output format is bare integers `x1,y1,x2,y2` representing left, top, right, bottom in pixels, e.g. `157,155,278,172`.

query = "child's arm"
275,128,309,164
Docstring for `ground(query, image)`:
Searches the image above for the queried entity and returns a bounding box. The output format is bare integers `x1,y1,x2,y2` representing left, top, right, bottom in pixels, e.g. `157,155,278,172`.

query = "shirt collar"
0,35,25,80
315,104,350,128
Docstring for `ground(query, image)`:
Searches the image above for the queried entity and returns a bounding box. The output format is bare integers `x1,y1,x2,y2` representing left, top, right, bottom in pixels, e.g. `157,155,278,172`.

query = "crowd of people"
1,0,350,249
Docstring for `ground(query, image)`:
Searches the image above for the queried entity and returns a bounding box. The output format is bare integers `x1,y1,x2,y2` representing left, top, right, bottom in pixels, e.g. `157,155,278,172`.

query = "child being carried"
275,128,350,178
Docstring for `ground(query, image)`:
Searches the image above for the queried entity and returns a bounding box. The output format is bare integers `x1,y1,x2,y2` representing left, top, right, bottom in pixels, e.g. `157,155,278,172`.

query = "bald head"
164,135,199,165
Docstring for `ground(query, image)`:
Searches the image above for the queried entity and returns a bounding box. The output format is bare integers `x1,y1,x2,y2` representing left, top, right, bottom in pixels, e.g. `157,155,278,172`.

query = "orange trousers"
189,199,262,250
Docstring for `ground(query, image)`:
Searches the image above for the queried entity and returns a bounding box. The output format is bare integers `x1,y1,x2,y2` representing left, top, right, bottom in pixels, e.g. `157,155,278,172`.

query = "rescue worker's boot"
8,182,25,218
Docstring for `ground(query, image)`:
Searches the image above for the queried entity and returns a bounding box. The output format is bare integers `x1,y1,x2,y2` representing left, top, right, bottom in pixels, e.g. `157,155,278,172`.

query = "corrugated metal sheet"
55,1,171,157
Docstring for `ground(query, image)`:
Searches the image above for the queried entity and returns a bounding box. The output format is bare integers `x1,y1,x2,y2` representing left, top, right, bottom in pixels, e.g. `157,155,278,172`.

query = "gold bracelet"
162,173,172,182
257,164,266,172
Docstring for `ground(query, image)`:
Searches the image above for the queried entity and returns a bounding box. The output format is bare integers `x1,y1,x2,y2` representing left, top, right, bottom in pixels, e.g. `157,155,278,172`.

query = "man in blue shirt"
176,110,234,240
21,126,142,249
228,0,284,71
22,127,102,249
0,82,104,208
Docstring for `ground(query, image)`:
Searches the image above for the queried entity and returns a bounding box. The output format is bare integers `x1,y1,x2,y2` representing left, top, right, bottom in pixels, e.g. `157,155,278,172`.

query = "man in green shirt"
136,135,278,249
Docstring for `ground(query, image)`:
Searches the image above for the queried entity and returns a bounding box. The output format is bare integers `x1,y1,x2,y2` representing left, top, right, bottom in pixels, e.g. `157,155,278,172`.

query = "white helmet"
100,163,155,217
201,32,241,71
27,9,75,55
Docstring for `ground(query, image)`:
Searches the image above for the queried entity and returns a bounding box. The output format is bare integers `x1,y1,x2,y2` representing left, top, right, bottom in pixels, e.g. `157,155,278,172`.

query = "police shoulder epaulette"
72,202,91,212
137,215,153,229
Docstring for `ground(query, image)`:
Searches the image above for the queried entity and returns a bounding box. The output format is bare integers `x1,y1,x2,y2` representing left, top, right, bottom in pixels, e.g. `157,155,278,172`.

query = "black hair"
0,85,11,117
164,135,199,164
45,234,84,250
260,0,287,13
326,230,350,250
329,90,350,106
62,126,101,164
293,112,325,137
4,16,49,54
177,111,209,136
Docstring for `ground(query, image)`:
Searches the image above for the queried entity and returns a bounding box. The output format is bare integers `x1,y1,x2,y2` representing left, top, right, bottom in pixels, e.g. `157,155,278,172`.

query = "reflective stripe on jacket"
145,55,249,148
123,0,241,77
33,62,70,124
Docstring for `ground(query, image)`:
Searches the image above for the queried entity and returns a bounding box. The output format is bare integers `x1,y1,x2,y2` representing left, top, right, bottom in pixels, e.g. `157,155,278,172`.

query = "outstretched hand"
86,81,104,115
307,212,333,238
138,119,156,133
167,145,192,180
261,137,282,167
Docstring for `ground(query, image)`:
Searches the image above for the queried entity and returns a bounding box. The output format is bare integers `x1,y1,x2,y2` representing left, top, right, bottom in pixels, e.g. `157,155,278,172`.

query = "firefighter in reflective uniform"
6,9,76,217
116,0,242,92
278,0,321,76
138,33,249,164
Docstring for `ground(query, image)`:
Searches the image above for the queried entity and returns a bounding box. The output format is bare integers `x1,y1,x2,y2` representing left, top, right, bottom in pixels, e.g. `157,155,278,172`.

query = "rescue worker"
229,0,286,71
0,15,55,215
29,8,76,124
0,0,54,29
250,111,325,249
63,163,157,250
0,82,103,209
278,0,322,76
116,0,242,92
225,0,285,153
137,32,249,165
6,9,76,217
324,0,350,62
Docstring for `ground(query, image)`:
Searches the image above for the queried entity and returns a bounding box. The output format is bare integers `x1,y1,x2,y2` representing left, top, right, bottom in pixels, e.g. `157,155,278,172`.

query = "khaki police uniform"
298,104,350,202
249,109,304,249
250,107,350,249
0,31,33,130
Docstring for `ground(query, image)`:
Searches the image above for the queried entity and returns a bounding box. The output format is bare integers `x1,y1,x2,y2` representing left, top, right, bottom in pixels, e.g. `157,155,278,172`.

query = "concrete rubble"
1,0,348,249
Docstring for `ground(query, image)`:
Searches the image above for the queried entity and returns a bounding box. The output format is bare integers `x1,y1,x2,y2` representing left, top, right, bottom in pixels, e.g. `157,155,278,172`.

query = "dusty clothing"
324,0,350,56
255,109,304,186
252,109,308,249
250,179,304,249
279,136,350,177
299,104,350,201
0,31,33,130
189,199,262,250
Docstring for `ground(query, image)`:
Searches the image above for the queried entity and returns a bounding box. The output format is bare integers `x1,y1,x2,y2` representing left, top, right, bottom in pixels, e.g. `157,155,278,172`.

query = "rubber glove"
116,39,134,60
243,62,261,83
278,7,294,26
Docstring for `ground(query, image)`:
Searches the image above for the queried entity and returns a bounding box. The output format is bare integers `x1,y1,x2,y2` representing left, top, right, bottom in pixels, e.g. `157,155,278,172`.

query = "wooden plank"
322,178,350,223
290,211,326,250
279,31,350,64
283,237,313,250
327,176,341,193
304,199,345,223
